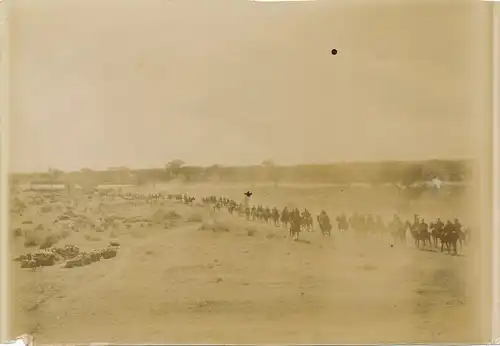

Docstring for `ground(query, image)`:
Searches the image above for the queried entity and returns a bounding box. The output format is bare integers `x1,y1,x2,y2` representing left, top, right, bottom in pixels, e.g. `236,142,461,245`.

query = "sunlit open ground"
10,182,480,344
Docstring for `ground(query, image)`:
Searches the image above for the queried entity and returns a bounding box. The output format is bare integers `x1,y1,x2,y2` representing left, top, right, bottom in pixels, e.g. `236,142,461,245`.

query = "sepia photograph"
5,0,495,344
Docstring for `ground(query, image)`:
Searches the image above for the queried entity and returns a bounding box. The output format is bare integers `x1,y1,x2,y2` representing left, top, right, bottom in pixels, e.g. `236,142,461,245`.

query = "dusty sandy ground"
9,183,480,344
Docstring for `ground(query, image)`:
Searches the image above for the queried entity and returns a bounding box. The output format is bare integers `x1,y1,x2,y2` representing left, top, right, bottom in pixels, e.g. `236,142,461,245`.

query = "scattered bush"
246,227,257,236
23,236,39,248
39,230,70,249
84,234,102,242
40,205,53,213
199,221,229,233
187,212,203,223
12,228,23,237
151,209,182,224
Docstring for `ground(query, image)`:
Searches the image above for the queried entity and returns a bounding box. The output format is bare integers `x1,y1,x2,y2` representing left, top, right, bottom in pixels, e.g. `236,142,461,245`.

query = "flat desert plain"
9,183,480,344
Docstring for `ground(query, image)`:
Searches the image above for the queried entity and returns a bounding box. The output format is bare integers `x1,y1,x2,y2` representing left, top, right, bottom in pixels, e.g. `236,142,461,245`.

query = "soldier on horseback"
453,218,463,233
289,209,302,240
301,208,313,232
351,213,359,234
418,218,428,233
281,207,290,228
317,210,332,236
419,218,430,238
251,205,257,220
409,217,430,249
430,217,444,247
443,220,454,237
271,207,280,226
440,220,459,254
390,214,406,244
366,214,375,235
257,205,264,220
264,206,271,223
375,215,385,236
336,212,348,232
434,217,444,231
453,218,465,247
412,214,420,231
359,214,366,233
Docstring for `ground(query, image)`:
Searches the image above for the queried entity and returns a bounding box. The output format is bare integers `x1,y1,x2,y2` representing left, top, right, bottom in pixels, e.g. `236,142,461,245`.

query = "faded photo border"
493,1,500,344
0,0,498,344
1,0,11,342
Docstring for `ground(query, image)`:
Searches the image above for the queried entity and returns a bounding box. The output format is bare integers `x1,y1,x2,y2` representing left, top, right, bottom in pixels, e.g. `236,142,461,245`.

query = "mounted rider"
434,217,444,231
418,218,429,235
375,215,385,233
443,220,455,237
317,210,332,232
302,208,311,218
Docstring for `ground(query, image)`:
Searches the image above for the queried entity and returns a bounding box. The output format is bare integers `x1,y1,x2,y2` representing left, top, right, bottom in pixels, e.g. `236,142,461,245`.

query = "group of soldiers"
116,191,195,205
202,195,333,240
199,194,469,253
406,214,468,253
244,204,334,240
344,212,468,254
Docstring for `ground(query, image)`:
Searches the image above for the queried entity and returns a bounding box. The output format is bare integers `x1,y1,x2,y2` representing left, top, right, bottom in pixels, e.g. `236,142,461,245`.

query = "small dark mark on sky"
244,191,252,197
331,48,338,55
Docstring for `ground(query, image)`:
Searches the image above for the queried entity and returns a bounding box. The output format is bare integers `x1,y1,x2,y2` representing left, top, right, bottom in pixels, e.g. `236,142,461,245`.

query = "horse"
390,221,406,244
317,215,332,237
281,209,290,228
251,207,258,220
440,231,459,255
271,208,280,226
429,222,442,248
336,215,349,232
301,214,313,232
407,221,431,249
213,202,222,212
289,220,301,241
263,208,271,223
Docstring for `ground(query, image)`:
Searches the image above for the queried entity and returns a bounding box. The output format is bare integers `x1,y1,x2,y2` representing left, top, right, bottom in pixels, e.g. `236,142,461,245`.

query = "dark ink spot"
331,48,338,55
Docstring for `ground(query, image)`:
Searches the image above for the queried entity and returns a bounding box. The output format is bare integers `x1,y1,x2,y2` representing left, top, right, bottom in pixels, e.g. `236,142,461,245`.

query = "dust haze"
7,0,493,344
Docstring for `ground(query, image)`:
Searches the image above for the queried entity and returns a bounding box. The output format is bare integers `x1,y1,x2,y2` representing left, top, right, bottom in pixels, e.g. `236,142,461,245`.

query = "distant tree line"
11,159,474,187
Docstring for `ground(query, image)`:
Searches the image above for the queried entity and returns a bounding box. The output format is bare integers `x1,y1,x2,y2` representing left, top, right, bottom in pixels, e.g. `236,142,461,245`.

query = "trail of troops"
124,191,469,256
13,188,470,273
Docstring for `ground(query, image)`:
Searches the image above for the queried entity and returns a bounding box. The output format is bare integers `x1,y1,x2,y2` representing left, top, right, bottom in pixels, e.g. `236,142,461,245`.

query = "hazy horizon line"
9,156,475,175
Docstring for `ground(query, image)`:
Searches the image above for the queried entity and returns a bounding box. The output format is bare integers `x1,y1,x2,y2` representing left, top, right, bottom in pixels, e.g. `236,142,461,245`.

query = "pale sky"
8,0,491,172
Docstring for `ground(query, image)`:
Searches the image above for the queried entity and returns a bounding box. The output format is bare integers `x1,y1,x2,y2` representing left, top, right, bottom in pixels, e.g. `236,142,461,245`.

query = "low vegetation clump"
22,229,70,249
15,243,120,270
246,226,257,237
187,212,203,223
199,221,230,233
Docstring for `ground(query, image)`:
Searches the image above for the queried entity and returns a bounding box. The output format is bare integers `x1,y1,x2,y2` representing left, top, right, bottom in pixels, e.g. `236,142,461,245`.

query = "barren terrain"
10,183,480,344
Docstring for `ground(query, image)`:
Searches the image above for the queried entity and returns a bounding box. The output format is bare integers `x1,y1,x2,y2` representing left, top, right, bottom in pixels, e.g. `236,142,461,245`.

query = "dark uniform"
434,218,444,232
443,220,455,237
